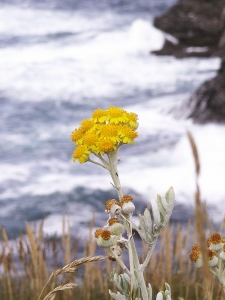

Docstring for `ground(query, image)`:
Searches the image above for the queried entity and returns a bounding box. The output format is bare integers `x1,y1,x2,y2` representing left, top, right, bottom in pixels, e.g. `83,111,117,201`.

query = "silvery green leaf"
109,290,126,300
147,283,152,300
151,198,161,227
112,272,130,295
133,269,140,290
157,194,166,214
143,208,152,233
133,219,155,244
132,222,148,242
140,214,154,240
123,273,130,284
165,187,175,207
156,292,165,300
161,196,173,213
164,283,171,295
139,214,148,232
111,268,117,282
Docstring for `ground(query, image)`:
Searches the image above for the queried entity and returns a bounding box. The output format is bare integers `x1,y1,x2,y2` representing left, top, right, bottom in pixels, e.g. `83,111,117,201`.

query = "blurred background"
0,0,224,239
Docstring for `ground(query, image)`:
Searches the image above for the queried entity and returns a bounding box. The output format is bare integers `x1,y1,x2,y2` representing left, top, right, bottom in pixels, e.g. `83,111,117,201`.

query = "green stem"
107,149,149,300
126,215,135,299
109,248,131,276
139,241,157,272
107,151,123,199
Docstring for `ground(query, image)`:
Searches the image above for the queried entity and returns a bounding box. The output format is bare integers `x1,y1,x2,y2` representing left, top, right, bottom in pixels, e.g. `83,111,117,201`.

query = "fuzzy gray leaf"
109,290,126,300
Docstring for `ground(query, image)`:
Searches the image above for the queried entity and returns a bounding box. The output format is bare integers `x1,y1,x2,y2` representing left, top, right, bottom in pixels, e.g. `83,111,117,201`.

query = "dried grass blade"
51,255,105,278
43,283,77,300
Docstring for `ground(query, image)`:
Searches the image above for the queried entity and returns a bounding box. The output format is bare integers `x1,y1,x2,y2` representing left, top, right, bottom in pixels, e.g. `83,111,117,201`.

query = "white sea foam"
1,3,224,235
0,5,220,102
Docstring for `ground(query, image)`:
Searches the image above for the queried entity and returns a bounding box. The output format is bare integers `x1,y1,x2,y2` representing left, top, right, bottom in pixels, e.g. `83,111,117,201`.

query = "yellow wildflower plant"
71,106,138,164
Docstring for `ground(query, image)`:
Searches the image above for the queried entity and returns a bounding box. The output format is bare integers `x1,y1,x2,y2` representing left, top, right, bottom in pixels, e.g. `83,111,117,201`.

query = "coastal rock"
153,0,224,58
152,0,225,123
185,59,225,123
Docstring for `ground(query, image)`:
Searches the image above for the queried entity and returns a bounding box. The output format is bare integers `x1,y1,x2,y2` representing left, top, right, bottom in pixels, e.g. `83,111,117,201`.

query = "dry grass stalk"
187,131,213,300
0,214,222,299
38,255,105,300
43,283,78,300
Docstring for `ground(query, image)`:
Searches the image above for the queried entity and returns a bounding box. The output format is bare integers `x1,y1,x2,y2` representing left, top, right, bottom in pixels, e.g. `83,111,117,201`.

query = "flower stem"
107,151,123,199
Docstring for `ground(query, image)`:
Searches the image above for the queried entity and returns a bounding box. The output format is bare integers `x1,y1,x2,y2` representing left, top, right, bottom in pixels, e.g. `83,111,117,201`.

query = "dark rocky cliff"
153,0,225,123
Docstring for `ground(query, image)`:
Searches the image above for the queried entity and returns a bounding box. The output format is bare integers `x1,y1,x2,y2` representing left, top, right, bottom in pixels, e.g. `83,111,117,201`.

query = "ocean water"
0,0,224,239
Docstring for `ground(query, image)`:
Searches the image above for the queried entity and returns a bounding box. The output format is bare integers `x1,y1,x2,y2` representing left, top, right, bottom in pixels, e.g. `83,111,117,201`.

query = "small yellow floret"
96,139,116,154
73,145,90,163
124,112,138,128
107,106,126,124
80,119,94,133
71,128,84,143
83,132,99,147
119,125,138,144
92,108,108,123
98,124,121,143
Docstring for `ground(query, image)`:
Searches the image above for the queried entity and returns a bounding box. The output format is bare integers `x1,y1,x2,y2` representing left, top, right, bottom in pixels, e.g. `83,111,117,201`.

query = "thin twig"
88,158,109,169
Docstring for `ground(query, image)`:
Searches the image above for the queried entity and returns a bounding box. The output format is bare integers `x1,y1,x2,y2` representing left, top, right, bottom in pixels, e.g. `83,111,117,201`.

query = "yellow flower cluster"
71,106,138,163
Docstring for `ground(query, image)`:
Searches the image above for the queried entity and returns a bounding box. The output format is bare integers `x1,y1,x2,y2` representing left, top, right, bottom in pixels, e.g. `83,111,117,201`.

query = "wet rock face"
153,0,225,57
186,61,225,123
153,0,225,123
155,0,224,43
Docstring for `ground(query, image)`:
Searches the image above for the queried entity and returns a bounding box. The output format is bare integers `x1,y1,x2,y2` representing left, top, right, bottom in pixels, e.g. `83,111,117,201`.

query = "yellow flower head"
92,108,108,123
124,111,138,128
119,125,138,144
80,119,94,133
71,106,139,163
83,132,99,147
107,106,127,124
73,145,90,163
71,128,84,143
97,124,121,143
96,139,116,154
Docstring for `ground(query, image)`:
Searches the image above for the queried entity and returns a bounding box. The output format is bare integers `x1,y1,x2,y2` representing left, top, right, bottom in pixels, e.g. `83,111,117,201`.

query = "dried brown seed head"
208,249,216,260
189,250,200,262
211,233,221,244
105,199,117,211
120,194,133,203
94,228,103,238
108,217,120,226
207,237,212,247
101,230,112,240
